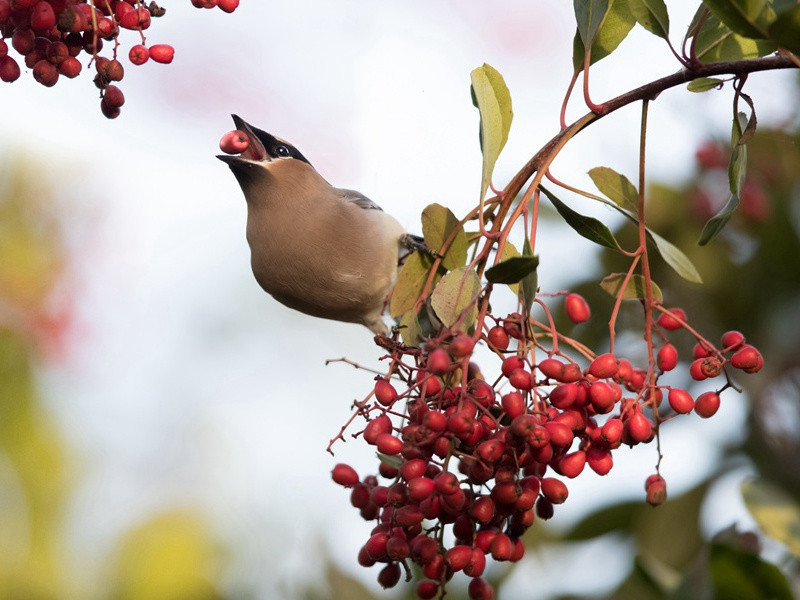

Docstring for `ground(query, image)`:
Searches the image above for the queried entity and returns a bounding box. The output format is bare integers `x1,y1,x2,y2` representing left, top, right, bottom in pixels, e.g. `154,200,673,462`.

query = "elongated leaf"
574,0,612,47
518,237,538,313
421,203,467,270
687,77,724,92
702,0,773,39
470,64,513,202
729,112,749,196
390,252,437,318
431,267,481,329
629,0,670,39
541,185,619,250
600,272,663,302
741,479,800,557
698,193,741,245
647,229,703,283
497,241,521,294
486,256,539,285
588,166,639,213
768,5,800,54
692,9,776,61
572,0,636,70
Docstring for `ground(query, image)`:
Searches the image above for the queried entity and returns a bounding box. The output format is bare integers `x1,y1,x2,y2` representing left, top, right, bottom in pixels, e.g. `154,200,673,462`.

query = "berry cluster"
0,0,239,117
331,294,761,599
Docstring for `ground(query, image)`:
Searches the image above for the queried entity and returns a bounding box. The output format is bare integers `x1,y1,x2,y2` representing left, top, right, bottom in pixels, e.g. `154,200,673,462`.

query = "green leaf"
600,272,663,302
572,0,636,70
376,452,403,469
470,64,513,202
629,0,670,39
421,203,467,270
691,9,777,61
485,256,539,285
647,229,703,283
701,0,773,39
518,237,538,313
540,185,620,250
729,112,749,196
687,77,724,92
588,166,639,213
389,252,437,318
768,5,800,54
698,193,741,245
430,267,481,329
574,0,612,47
741,478,800,557
709,543,793,600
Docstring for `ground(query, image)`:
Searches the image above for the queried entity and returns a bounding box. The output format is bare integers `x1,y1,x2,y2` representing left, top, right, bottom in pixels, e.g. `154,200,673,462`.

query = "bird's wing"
338,188,384,211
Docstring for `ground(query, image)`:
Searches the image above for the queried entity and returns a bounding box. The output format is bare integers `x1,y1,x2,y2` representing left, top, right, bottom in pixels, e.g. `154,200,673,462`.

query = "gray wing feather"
338,188,383,211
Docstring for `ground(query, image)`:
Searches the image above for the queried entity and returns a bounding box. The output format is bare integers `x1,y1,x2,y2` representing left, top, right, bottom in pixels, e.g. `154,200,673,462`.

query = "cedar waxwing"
218,115,424,336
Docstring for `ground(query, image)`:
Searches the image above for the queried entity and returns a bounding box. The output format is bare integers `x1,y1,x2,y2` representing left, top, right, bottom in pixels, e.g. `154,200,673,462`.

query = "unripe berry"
668,388,694,414
331,463,359,487
487,325,509,350
656,308,686,330
565,293,591,323
374,379,398,406
657,343,678,372
149,43,174,64
694,391,720,418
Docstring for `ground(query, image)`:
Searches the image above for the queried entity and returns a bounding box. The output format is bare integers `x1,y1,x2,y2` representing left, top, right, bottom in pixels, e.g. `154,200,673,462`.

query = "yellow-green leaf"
768,5,800,54
741,478,800,557
470,63,513,202
497,241,521,294
629,0,670,39
430,267,481,329
389,252,436,318
588,166,639,213
421,203,467,270
600,272,663,302
687,77,724,92
702,0,774,39
574,0,613,47
648,229,703,283
572,0,636,70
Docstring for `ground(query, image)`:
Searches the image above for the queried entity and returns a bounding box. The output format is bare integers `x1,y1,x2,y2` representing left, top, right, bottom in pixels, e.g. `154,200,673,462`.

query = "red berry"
31,1,56,31
331,463,359,487
434,471,459,495
721,330,745,351
119,7,151,30
490,533,513,561
400,458,427,481
501,391,525,419
657,308,686,330
693,342,714,359
469,496,496,524
557,450,586,478
12,29,35,55
587,447,613,475
544,420,573,447
149,43,174,64
501,355,525,377
417,581,438,599
645,475,667,506
536,496,554,519
449,334,475,359
657,343,678,372
508,368,533,391
103,84,125,108
33,59,58,86
601,418,624,447
377,563,401,589
589,381,618,413
374,379,398,406
100,98,120,119
689,358,708,381
426,348,451,375
694,391,720,418
445,545,472,571
218,0,239,12
129,43,149,65
58,56,81,77
0,55,21,82
487,325,509,350
626,411,654,443
695,140,727,169
468,577,494,600
363,415,392,444
541,477,568,504
376,433,403,455
668,388,694,414
549,382,577,409
731,344,762,373
588,353,618,378
464,548,487,577
565,293,591,323
538,358,565,380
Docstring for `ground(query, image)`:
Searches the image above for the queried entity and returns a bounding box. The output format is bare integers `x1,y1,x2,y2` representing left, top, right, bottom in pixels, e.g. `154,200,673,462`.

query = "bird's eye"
276,145,291,157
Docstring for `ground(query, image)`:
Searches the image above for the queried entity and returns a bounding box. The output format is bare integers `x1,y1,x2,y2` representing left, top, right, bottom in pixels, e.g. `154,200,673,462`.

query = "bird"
217,115,427,336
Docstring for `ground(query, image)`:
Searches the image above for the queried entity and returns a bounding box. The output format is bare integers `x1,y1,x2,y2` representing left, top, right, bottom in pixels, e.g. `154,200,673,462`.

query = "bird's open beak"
216,114,270,169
